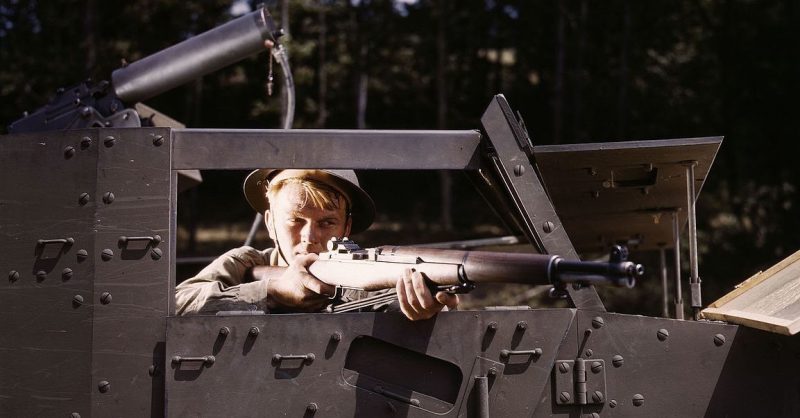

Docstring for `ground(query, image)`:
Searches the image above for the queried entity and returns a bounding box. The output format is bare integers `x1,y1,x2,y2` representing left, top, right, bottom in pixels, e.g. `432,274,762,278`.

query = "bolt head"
657,328,669,341
609,399,618,408
8,270,19,283
152,134,165,146
542,221,555,233
713,333,726,346
36,270,47,281
64,146,76,159
487,321,498,331
591,316,604,328
249,326,260,337
72,295,84,307
102,192,115,204
103,136,115,147
62,268,73,280
584,349,593,358
632,393,644,406
612,354,624,367
101,249,114,261
558,391,571,403
78,192,91,206
331,332,342,342
98,380,110,393
77,249,89,262
151,248,163,260
80,136,92,149
306,403,318,413
219,327,230,336
591,361,603,373
100,292,112,305
558,362,570,373
513,164,526,176
516,321,527,331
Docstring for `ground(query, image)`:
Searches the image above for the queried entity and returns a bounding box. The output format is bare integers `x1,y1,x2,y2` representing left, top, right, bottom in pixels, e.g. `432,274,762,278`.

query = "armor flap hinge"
554,358,607,406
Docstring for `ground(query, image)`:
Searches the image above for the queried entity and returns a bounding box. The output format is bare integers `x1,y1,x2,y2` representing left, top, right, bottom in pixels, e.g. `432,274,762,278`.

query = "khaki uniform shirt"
175,246,388,315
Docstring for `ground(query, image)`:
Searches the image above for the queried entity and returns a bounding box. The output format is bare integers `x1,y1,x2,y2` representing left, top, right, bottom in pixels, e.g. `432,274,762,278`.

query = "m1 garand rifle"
250,238,644,312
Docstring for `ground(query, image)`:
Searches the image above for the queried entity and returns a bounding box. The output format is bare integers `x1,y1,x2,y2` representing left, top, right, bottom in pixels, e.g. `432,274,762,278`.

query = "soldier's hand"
266,253,335,312
396,268,459,321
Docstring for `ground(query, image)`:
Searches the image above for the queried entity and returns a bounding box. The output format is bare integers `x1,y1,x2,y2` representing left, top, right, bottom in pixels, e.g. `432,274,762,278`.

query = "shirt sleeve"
175,246,272,315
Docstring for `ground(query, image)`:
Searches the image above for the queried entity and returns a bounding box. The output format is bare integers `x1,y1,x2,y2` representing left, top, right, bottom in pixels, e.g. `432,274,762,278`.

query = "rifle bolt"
8,270,19,283
64,146,76,159
591,317,604,328
101,249,114,261
632,394,644,406
657,328,669,341
513,164,525,176
612,355,624,367
542,221,555,233
103,136,115,147
713,334,726,346
79,192,91,205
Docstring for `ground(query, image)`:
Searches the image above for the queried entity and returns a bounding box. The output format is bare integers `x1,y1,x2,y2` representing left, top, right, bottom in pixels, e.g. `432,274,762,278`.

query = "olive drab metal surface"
0,128,172,417
2,96,800,417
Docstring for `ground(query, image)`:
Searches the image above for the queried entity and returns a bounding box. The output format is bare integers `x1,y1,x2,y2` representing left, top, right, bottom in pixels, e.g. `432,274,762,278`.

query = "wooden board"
702,249,800,335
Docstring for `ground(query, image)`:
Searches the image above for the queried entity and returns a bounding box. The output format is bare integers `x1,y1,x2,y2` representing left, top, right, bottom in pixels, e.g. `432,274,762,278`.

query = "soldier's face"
266,183,351,264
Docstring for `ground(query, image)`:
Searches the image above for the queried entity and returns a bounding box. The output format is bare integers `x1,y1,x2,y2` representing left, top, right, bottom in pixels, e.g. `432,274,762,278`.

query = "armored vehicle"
2,6,799,418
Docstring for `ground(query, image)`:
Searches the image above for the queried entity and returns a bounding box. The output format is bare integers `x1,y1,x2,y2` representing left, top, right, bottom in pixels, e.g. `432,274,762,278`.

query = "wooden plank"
702,249,800,335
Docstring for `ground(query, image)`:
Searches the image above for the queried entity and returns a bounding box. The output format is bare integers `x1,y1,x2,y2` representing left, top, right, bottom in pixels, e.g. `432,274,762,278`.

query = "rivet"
609,399,617,408
148,365,156,377
101,249,114,261
64,145,76,159
249,327,260,337
657,328,669,341
714,334,726,346
152,134,165,147
542,221,555,233
584,349,593,357
62,268,73,280
219,327,230,336
36,270,47,281
72,295,84,307
488,367,497,377
100,292,112,305
591,317,604,328
77,249,89,262
306,403,318,413
513,165,525,176
80,136,92,149
8,270,19,282
151,248,162,260
78,192,91,206
584,329,593,336
487,321,498,331
591,361,603,373
330,332,342,342
516,321,527,331
612,355,624,367
103,136,115,147
632,393,644,406
558,362,570,373
102,192,115,204
98,380,110,393
559,391,571,403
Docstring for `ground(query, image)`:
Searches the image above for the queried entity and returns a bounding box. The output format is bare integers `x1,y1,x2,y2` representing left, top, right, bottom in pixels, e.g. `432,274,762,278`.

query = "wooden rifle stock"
249,240,643,292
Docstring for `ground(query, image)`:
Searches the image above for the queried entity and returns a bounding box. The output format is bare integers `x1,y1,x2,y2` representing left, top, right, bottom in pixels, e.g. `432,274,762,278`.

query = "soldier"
176,169,459,320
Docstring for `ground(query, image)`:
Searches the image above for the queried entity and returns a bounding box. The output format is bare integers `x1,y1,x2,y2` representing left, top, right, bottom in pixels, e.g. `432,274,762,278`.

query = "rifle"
250,238,644,299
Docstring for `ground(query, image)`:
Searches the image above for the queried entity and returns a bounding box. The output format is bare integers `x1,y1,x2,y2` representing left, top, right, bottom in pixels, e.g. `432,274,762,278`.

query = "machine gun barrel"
111,8,277,104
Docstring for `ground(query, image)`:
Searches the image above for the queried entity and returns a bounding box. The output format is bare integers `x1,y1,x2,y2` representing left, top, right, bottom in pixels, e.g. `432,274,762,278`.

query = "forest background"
2,0,798,316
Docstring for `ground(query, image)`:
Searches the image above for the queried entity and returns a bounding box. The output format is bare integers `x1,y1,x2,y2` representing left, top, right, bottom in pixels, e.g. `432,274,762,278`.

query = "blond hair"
265,177,349,213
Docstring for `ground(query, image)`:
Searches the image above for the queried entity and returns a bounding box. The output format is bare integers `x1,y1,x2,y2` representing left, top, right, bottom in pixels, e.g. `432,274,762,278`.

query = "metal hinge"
554,358,607,406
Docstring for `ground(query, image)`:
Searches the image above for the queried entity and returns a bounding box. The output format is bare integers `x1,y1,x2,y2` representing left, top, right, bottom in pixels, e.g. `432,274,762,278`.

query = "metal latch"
554,358,607,405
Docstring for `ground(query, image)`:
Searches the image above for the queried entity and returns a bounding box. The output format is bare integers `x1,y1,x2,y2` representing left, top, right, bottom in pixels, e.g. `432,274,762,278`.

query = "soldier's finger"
403,268,423,313
300,273,335,297
410,270,437,310
436,292,460,310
